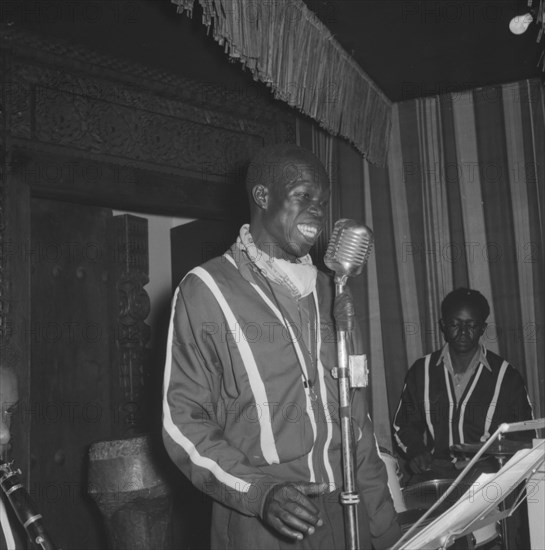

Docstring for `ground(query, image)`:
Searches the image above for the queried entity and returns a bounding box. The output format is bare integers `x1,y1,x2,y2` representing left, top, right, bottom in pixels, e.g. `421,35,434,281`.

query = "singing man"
162,144,401,549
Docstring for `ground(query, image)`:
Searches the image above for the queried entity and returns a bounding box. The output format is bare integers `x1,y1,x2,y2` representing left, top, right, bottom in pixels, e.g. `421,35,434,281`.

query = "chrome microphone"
324,219,374,281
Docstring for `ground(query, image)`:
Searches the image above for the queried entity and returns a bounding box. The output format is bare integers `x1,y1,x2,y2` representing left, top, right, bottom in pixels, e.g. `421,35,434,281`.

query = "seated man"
393,287,534,479
162,144,401,549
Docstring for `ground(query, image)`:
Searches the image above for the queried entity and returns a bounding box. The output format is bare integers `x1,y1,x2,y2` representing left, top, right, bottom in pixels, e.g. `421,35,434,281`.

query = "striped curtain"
299,78,544,450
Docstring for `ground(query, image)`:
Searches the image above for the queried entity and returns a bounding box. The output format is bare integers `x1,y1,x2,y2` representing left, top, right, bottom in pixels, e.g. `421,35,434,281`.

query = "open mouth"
297,224,320,241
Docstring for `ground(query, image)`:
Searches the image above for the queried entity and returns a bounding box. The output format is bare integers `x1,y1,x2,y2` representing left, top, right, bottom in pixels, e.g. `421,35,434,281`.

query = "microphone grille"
324,219,374,277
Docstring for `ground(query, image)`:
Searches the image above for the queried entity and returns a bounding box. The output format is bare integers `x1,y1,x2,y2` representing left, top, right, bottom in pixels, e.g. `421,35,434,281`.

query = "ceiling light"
509,12,534,34
509,0,545,70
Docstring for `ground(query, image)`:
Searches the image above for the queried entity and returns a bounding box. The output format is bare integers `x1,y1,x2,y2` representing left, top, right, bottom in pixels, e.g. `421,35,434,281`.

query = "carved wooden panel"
110,214,151,436
2,27,294,183
31,86,260,175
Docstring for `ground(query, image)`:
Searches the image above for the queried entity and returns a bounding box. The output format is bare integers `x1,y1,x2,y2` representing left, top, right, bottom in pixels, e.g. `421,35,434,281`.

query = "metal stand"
333,278,363,550
495,450,510,550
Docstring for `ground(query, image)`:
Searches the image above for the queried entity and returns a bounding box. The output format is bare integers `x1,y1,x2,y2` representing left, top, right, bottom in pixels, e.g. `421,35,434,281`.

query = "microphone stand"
333,275,360,550
325,218,373,550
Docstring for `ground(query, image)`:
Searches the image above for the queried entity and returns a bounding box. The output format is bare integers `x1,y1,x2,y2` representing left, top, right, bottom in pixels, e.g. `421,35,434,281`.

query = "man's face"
440,304,486,356
254,159,330,260
0,368,19,460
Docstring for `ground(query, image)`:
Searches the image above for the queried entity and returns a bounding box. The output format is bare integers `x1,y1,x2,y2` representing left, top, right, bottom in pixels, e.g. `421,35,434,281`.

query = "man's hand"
409,452,433,474
333,290,355,331
261,481,328,540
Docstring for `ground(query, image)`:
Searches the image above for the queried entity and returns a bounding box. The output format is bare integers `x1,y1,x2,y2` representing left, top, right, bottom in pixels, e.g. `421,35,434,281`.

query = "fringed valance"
172,0,392,166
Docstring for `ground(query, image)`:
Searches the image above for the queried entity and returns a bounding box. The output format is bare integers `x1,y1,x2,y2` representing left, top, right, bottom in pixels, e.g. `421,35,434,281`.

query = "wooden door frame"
0,26,294,488
1,141,267,485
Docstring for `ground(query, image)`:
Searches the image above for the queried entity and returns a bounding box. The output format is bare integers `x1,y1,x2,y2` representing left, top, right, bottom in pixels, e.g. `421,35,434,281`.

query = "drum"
87,435,172,550
402,479,499,548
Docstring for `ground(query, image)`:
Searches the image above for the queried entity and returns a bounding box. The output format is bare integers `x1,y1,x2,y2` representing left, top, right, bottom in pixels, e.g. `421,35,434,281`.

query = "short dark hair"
245,144,328,197
440,287,490,321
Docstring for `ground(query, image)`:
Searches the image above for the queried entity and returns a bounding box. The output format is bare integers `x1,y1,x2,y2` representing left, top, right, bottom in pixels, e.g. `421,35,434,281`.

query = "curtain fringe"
172,0,392,166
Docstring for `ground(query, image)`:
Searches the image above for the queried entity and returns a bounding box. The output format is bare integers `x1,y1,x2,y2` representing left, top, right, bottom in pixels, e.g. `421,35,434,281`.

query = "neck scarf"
236,224,317,299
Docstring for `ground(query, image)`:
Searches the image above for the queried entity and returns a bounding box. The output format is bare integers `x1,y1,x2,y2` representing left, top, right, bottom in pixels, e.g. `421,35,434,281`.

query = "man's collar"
436,342,491,371
227,225,317,299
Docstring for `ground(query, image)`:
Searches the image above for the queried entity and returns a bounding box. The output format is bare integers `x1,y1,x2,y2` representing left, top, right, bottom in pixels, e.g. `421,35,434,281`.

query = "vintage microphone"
0,460,58,550
324,219,374,550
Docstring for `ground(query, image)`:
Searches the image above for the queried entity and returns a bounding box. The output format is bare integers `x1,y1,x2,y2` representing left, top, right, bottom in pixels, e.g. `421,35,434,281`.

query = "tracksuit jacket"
392,347,534,461
162,245,401,549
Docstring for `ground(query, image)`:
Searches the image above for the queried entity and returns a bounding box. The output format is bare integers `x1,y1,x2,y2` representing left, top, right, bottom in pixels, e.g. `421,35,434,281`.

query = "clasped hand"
261,481,328,540
333,290,355,332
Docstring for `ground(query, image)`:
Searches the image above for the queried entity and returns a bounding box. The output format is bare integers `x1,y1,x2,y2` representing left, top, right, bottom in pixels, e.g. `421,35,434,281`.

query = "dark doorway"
29,198,116,549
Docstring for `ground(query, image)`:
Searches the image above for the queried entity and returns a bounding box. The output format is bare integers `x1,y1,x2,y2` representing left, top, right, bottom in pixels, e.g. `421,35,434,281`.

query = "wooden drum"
87,435,172,550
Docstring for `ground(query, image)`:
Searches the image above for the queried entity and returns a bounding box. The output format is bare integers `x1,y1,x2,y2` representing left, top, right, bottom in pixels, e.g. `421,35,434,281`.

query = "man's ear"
252,185,269,209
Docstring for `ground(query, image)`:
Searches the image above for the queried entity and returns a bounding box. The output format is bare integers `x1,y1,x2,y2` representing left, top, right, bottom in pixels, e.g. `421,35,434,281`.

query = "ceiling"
304,0,544,101
2,0,543,103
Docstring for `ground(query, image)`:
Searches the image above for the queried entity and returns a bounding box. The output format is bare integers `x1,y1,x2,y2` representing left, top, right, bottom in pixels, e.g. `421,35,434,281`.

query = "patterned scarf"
236,224,317,299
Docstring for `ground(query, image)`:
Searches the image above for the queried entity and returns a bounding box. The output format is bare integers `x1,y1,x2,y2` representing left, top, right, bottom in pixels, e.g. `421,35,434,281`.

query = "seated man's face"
258,159,330,261
0,368,19,461
440,305,486,356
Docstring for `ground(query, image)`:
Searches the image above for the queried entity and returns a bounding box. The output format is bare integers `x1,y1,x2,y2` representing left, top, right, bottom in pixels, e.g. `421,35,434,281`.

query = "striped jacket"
162,246,400,548
392,347,534,461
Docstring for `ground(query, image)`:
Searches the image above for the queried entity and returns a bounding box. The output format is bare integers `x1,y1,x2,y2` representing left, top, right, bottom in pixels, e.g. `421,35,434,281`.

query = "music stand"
391,419,545,550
